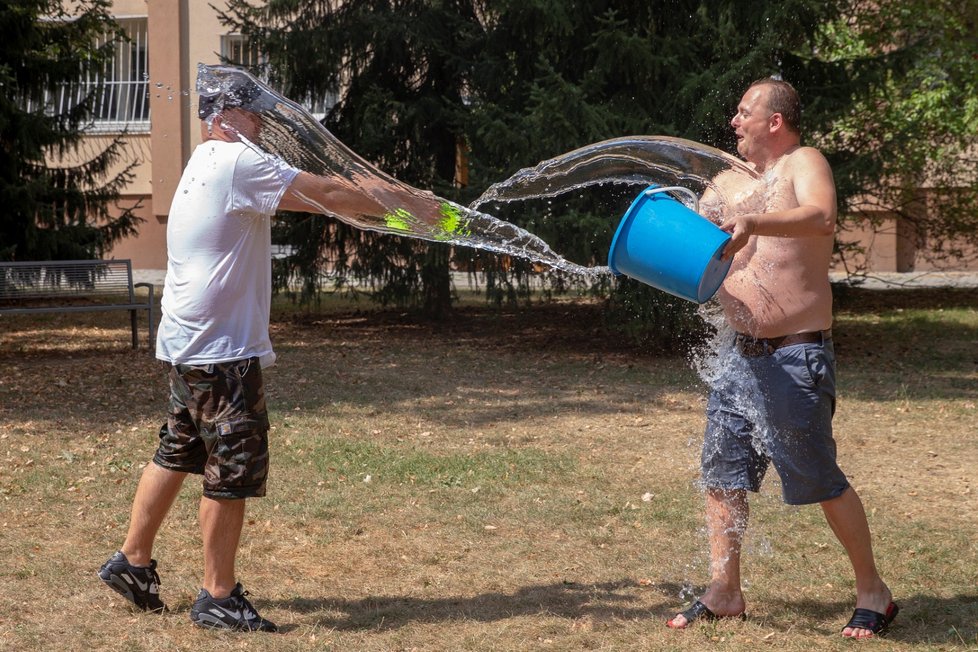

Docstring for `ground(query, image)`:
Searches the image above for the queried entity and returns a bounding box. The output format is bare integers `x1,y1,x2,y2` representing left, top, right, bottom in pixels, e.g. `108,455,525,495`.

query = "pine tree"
219,1,849,322
220,0,977,333
0,0,140,262
221,0,479,317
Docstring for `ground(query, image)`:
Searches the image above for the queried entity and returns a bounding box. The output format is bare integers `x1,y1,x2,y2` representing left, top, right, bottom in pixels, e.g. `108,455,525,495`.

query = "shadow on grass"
263,582,978,644
832,286,978,314
0,341,697,437
833,315,978,402
268,579,688,632
3,290,974,419
765,592,978,644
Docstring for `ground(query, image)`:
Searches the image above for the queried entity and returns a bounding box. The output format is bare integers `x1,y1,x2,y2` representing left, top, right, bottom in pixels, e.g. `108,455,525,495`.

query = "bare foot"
667,590,746,629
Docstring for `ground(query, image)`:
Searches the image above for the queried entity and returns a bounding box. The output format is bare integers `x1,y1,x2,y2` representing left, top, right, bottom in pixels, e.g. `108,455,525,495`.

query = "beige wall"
104,198,167,269
834,215,978,273
834,215,911,273
104,0,230,270
108,0,147,16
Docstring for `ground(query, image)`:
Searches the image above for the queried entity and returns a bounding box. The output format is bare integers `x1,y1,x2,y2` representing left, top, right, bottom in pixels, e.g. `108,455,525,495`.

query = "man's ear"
768,112,784,132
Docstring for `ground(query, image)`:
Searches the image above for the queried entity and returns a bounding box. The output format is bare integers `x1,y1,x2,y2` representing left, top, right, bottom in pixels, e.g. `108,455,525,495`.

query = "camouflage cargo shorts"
153,357,270,499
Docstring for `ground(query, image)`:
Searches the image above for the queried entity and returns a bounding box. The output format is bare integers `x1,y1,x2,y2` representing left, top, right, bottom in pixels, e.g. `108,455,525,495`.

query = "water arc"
195,63,606,279
473,135,761,211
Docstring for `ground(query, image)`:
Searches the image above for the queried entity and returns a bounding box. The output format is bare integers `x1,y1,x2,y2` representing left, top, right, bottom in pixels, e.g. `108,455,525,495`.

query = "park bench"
0,259,155,349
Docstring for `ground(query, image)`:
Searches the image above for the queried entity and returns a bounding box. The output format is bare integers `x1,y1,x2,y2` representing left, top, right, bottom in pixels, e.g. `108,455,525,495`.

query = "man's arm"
276,171,389,219
720,147,837,260
275,171,451,234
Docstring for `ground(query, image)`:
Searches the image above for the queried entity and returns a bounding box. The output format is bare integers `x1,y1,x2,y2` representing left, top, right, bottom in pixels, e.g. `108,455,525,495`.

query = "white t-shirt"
156,139,300,367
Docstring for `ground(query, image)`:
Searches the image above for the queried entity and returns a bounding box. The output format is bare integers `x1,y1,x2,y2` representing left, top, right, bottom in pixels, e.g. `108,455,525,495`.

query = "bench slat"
1,304,151,314
0,259,155,349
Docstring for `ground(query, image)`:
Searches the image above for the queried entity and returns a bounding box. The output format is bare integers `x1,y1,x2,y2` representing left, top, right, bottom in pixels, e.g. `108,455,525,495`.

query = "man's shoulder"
232,139,300,178
788,145,828,164
782,145,832,178
192,138,249,162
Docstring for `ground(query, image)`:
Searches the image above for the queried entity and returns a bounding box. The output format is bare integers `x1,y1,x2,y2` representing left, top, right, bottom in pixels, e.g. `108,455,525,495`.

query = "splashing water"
472,135,762,220
196,64,602,279
196,64,766,283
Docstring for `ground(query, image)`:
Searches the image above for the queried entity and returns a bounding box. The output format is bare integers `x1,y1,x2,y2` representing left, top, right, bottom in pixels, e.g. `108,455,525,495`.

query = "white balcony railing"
28,17,150,133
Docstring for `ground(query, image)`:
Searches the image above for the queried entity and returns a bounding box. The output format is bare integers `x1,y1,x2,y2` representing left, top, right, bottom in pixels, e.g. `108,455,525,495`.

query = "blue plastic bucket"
608,185,732,303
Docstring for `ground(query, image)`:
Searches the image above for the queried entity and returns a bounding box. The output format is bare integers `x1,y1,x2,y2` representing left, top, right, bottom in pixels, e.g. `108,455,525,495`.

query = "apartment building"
89,2,972,274
88,1,250,270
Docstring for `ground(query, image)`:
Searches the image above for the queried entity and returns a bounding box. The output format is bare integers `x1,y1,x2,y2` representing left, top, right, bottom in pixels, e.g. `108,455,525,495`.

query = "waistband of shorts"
734,329,832,357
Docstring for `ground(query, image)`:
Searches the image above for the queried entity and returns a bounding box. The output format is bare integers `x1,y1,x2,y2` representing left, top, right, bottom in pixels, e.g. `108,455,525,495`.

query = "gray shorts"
701,335,849,505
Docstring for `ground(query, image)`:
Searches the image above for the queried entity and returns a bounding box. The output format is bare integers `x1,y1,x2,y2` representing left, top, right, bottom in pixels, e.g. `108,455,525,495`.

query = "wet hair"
748,77,801,133
198,79,263,120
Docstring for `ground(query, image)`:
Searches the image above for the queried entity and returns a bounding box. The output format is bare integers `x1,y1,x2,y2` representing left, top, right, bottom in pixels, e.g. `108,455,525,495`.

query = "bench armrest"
134,282,154,296
134,282,155,345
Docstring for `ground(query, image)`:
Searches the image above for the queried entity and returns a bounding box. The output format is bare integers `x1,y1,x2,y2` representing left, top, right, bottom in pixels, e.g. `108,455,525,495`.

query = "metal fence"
88,17,150,131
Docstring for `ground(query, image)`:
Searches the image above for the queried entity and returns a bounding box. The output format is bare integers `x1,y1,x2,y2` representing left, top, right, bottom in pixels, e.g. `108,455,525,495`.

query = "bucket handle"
643,186,700,214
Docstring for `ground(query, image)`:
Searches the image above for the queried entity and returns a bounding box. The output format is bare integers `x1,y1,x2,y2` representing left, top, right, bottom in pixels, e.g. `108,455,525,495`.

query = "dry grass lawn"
0,287,976,651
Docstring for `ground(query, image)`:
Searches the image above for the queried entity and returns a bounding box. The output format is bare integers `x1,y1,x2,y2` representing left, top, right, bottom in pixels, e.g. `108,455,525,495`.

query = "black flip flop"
667,600,746,629
842,601,900,637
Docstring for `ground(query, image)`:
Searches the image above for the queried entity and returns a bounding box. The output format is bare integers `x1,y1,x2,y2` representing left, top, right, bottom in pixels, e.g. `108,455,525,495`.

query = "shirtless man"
666,78,898,639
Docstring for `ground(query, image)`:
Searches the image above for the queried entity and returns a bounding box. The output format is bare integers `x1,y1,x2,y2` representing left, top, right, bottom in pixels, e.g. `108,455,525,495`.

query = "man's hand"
719,214,758,260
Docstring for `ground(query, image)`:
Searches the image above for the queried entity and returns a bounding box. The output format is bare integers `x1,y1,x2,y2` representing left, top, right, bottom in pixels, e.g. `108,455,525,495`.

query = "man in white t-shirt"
98,95,386,631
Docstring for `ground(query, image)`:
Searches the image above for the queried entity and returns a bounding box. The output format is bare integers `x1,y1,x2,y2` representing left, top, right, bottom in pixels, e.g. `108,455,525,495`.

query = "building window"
30,16,150,132
221,34,264,70
91,17,150,129
220,33,338,120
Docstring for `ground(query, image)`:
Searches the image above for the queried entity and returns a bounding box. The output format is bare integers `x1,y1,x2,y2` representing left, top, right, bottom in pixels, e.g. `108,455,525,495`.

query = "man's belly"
718,256,832,337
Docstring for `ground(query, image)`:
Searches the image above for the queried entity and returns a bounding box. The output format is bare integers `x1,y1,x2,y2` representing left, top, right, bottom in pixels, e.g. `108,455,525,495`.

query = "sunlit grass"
1,290,976,651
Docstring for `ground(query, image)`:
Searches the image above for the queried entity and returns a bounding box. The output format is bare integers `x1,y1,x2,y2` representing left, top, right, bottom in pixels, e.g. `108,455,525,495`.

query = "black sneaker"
98,550,167,613
190,583,277,632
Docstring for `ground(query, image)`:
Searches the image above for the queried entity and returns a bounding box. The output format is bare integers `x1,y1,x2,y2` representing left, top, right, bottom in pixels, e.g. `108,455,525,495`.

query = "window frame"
219,33,338,121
